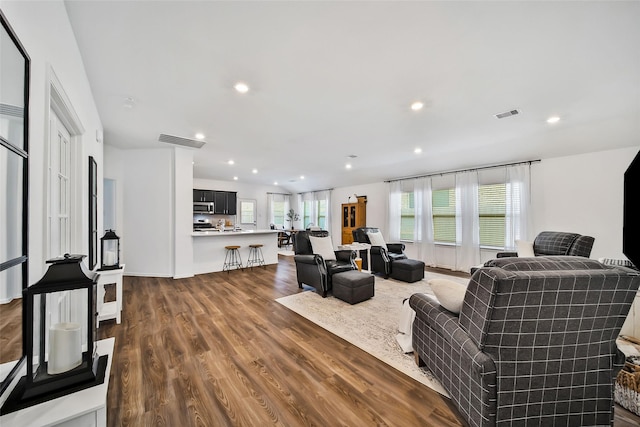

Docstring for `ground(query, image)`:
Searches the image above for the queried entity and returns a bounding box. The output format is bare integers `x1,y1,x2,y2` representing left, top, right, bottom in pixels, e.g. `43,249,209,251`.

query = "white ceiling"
64,1,640,193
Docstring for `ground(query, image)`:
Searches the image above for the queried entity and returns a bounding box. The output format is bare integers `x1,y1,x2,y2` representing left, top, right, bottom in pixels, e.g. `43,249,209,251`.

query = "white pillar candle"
104,251,115,266
48,322,82,375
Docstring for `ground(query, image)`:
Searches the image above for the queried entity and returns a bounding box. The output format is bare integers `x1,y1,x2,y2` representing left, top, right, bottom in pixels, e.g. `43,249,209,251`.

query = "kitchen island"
192,229,280,274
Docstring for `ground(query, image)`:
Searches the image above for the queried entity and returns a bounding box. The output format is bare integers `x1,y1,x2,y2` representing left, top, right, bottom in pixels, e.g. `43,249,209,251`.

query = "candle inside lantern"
104,250,116,266
48,322,82,375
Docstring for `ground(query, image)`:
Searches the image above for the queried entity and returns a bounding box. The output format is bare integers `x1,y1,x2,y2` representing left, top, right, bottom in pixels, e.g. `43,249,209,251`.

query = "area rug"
275,272,468,397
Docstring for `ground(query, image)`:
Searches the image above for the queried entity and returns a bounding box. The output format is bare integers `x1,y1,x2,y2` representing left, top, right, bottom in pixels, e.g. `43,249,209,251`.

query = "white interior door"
48,108,72,258
239,199,257,230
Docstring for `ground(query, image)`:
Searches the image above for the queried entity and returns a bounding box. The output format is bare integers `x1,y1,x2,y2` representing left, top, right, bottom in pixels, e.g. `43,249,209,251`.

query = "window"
400,192,415,241
478,184,506,247
302,199,328,229
432,189,456,243
317,200,327,229
239,199,256,226
272,200,285,227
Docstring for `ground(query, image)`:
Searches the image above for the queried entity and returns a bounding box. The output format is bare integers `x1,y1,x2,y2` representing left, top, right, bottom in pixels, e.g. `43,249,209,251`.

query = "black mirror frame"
88,156,98,270
0,9,30,396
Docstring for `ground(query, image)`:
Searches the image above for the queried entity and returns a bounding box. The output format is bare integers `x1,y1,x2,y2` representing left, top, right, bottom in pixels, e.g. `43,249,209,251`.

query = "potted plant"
286,209,299,230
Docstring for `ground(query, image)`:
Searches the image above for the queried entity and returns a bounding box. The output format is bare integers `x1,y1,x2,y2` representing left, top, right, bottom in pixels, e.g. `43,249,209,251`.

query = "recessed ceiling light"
346,163,352,169
414,148,422,154
227,160,234,165
252,169,258,174
274,181,278,186
195,133,205,140
300,175,305,180
411,101,424,111
547,116,560,124
233,176,238,180
234,82,249,94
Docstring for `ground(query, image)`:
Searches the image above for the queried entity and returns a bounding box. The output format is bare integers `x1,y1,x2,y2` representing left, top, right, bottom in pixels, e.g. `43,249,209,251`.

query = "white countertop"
191,229,279,237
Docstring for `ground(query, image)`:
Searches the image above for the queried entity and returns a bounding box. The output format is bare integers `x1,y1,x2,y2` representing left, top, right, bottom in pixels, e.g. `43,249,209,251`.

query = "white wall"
1,1,104,281
530,146,638,260
120,148,174,276
174,148,193,278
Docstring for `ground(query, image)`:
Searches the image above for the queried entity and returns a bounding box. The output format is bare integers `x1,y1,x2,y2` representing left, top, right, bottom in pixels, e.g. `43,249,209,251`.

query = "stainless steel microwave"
193,202,214,214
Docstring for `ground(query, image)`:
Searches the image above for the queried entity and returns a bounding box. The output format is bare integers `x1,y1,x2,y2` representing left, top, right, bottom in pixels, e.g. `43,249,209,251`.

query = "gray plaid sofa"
497,231,595,258
410,256,640,426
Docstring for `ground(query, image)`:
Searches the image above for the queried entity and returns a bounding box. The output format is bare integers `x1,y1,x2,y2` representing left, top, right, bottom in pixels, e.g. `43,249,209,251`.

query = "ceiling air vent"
158,133,206,149
494,109,520,119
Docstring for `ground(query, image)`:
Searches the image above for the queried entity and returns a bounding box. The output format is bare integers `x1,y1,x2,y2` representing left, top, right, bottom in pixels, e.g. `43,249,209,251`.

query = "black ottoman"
332,270,375,304
390,259,425,283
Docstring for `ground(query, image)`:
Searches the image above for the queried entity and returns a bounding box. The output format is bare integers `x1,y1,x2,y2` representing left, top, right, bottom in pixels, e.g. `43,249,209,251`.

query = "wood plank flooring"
98,255,640,426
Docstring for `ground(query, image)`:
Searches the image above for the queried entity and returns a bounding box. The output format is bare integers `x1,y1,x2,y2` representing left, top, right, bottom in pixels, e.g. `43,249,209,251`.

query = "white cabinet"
96,265,125,325
0,338,114,427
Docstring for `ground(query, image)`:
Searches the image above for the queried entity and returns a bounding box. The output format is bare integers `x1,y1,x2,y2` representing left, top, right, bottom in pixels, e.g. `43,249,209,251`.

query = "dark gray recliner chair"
352,227,407,277
497,231,595,258
410,256,640,427
293,230,356,297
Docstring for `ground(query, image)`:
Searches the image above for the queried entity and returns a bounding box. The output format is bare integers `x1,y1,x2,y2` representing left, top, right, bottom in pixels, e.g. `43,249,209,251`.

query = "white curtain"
415,176,437,267
314,189,332,231
455,171,480,272
504,164,531,250
387,181,402,242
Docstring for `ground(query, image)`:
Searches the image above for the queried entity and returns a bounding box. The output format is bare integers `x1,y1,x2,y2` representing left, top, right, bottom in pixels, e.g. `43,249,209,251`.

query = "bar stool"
223,245,243,272
247,244,265,269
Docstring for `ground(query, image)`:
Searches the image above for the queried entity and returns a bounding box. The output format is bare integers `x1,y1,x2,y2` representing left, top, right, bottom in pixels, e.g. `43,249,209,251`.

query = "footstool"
390,259,425,283
332,270,375,304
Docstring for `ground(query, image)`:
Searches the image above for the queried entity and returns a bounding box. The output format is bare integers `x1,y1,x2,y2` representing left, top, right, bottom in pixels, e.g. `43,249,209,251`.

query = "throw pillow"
367,230,388,250
516,240,535,257
428,278,467,314
309,235,336,261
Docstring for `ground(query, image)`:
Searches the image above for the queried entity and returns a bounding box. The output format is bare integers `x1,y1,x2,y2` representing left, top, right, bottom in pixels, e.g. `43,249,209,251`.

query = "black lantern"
0,254,107,413
100,229,120,270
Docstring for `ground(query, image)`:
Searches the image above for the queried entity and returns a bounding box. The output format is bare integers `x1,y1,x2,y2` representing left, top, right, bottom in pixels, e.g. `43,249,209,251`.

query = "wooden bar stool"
247,244,265,269
223,245,243,272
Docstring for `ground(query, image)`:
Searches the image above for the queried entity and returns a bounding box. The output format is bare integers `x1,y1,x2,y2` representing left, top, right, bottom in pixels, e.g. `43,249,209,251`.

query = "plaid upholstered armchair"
497,231,595,258
410,256,640,427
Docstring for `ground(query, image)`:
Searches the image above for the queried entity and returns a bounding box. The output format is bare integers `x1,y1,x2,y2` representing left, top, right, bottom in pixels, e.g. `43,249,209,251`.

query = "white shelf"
0,338,114,427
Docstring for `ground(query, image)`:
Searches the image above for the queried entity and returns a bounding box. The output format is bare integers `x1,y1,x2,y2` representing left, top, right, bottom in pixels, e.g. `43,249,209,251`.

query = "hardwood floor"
98,256,640,426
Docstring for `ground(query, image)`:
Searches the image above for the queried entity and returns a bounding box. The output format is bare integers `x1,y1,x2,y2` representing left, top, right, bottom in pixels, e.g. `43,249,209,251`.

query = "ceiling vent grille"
158,133,206,149
494,109,520,119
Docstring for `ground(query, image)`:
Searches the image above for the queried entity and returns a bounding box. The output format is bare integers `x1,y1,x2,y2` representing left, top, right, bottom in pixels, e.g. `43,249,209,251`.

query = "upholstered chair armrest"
496,251,517,258
370,246,391,263
386,243,405,254
409,294,497,379
334,250,356,263
294,254,319,265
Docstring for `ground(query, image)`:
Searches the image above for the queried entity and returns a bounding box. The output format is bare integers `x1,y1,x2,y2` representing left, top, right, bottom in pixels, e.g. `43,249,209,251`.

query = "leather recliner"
352,227,407,278
293,230,356,297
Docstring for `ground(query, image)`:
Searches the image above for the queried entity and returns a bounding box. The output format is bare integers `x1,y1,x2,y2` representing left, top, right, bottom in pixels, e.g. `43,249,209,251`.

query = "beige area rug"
276,272,468,397
277,249,295,256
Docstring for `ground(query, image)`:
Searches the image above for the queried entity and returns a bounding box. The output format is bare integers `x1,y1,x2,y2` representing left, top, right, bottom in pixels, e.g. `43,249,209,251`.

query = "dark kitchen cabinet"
193,189,214,202
214,191,237,215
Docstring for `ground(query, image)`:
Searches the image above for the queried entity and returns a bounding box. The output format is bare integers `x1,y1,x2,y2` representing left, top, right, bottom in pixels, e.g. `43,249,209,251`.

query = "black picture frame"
0,9,30,396
88,156,98,270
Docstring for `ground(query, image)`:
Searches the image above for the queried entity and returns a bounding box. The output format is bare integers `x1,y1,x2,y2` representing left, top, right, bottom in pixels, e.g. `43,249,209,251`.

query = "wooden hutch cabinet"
341,197,367,244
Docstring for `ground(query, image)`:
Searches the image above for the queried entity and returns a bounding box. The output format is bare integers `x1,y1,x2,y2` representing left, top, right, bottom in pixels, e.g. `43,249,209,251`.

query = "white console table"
0,338,114,427
96,265,125,325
